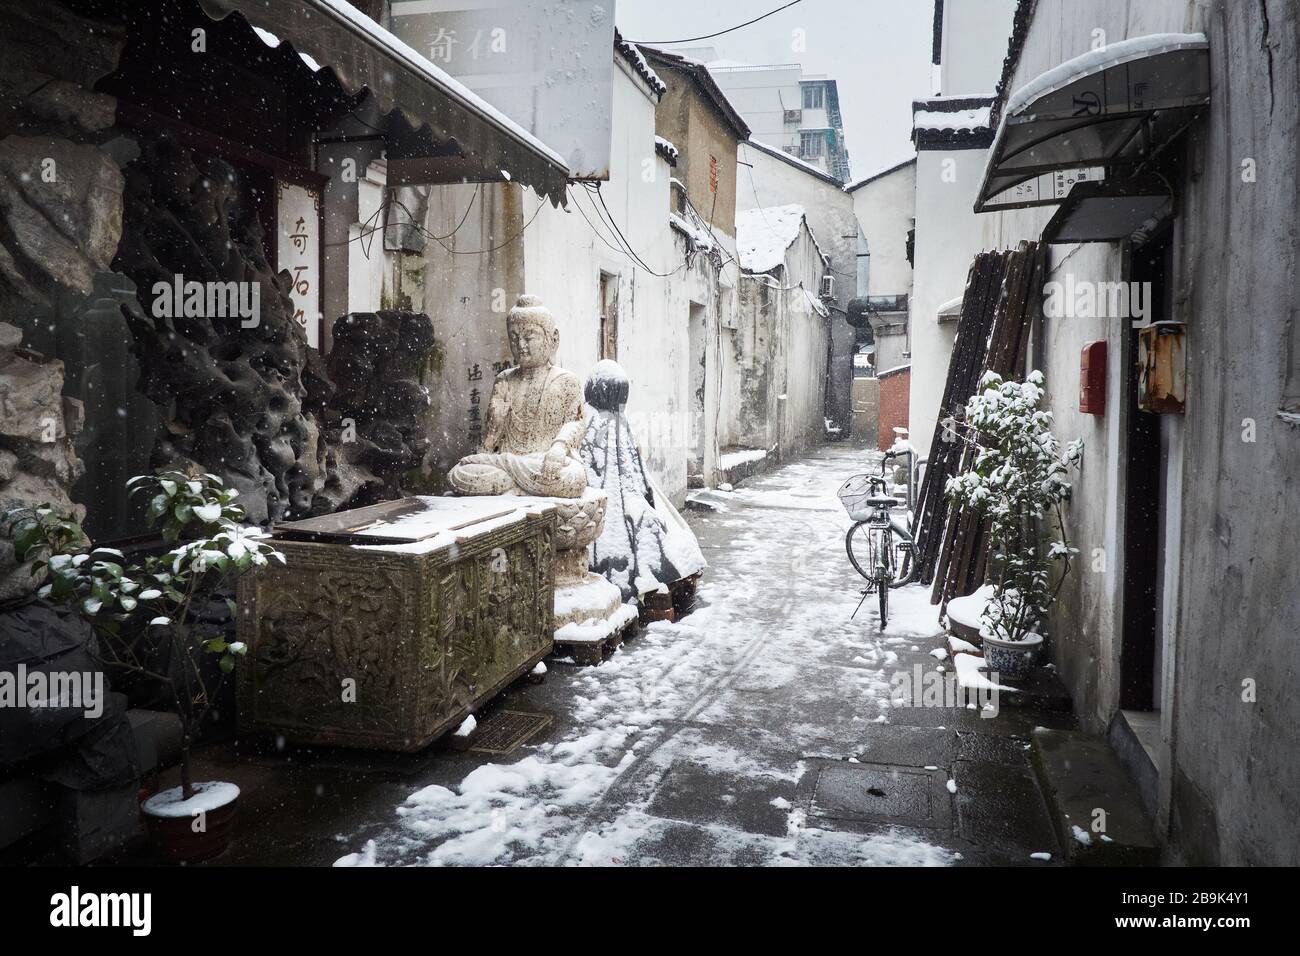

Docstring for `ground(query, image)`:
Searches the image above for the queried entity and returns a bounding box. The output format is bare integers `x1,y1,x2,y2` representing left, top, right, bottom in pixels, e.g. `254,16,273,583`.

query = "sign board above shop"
389,0,616,180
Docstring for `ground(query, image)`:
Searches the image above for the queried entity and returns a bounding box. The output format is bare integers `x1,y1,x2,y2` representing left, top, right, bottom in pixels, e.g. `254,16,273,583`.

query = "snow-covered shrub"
945,371,1082,643
14,471,283,797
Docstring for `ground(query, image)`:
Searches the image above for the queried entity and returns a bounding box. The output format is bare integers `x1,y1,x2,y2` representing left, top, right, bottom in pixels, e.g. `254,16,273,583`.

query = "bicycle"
837,451,918,629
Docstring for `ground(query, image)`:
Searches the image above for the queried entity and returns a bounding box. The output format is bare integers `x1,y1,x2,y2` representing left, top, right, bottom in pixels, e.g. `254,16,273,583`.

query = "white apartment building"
679,48,851,182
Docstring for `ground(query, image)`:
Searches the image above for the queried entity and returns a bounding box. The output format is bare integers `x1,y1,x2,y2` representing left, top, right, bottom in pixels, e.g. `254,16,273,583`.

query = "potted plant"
14,471,283,862
945,371,1082,678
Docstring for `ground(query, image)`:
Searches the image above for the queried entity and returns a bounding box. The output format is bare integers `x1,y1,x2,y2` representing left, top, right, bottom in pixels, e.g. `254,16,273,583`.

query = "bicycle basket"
837,474,879,517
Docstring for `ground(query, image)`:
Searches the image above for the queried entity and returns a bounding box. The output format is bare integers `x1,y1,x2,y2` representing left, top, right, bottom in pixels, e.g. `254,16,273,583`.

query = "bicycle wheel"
845,522,877,581
877,573,889,628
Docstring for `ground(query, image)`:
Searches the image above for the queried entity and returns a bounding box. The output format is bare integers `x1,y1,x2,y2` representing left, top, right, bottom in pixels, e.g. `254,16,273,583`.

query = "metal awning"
975,33,1209,213
1042,178,1174,244
195,0,570,205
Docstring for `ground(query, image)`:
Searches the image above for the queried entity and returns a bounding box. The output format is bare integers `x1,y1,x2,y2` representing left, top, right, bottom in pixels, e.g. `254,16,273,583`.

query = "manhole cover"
811,762,951,829
465,710,552,755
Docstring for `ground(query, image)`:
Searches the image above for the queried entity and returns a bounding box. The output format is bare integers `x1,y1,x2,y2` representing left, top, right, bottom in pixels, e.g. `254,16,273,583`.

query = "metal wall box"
1137,322,1186,414
236,497,556,752
1080,340,1107,414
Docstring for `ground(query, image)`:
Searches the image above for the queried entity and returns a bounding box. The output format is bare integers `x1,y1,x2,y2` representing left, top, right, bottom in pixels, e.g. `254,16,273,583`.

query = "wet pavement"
155,443,1077,866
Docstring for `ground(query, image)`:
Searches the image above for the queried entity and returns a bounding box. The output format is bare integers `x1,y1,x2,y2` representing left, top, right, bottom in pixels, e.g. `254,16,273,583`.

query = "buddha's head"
506,294,559,369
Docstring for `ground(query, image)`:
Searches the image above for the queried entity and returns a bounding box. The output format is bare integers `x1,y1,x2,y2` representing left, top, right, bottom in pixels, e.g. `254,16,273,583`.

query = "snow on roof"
914,106,992,132
668,212,716,253
252,26,323,71
614,31,667,97
844,156,916,192
639,46,751,138
736,204,823,273
1005,32,1208,118
743,139,842,186
736,205,806,272
654,135,679,166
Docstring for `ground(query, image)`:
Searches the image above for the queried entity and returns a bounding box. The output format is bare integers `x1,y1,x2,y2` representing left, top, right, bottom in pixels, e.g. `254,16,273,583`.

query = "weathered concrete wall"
909,147,990,460
733,219,831,458
652,60,741,240
849,158,916,300
983,0,1300,865
737,142,859,433
1028,243,1126,734
667,226,730,496
415,180,524,491
1165,0,1299,867
873,322,910,377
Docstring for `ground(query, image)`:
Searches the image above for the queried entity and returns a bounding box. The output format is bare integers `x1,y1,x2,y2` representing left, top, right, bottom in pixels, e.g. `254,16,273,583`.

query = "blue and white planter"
980,631,1043,680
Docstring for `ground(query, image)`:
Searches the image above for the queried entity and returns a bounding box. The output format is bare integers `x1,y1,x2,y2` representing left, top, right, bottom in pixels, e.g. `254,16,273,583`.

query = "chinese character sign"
389,0,615,180
277,181,322,349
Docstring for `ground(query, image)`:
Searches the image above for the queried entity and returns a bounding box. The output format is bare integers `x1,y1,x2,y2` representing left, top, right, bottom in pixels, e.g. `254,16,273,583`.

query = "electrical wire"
629,0,803,45
322,184,540,261
427,196,546,256
568,185,639,259
584,182,656,272
569,185,695,280
584,182,679,277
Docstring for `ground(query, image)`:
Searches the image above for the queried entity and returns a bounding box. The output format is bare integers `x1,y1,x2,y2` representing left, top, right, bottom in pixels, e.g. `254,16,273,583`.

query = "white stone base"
554,600,640,646
554,572,623,629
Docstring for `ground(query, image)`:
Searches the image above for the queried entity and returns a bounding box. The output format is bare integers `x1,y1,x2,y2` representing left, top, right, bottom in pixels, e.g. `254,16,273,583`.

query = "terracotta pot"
980,632,1042,680
141,781,239,864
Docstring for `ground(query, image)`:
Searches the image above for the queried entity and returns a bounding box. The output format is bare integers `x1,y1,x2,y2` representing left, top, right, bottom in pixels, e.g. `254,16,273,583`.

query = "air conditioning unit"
820,274,834,299
784,109,802,124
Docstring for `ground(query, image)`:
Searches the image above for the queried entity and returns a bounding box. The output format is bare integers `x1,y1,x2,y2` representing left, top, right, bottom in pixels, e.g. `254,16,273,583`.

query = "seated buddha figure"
448,295,588,498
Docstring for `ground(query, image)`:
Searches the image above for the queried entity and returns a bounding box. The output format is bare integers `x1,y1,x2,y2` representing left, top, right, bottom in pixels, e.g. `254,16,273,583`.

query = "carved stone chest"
236,497,556,751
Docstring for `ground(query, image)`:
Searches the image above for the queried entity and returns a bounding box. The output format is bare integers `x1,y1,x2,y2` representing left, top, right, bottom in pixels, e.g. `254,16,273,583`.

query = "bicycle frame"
843,453,918,598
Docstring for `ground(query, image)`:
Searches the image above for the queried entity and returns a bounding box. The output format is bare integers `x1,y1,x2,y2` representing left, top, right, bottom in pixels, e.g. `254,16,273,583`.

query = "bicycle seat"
849,497,899,522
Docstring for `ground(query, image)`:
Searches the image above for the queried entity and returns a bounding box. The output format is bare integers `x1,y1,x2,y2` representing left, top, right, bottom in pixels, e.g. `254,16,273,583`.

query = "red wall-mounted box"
1080,340,1106,415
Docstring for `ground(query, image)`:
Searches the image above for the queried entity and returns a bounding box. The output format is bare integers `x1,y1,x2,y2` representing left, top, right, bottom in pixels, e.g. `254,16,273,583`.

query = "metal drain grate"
465,710,552,755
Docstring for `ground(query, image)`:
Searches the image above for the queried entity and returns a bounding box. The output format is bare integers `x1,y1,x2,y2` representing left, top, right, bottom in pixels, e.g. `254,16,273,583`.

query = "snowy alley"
314,445,1074,867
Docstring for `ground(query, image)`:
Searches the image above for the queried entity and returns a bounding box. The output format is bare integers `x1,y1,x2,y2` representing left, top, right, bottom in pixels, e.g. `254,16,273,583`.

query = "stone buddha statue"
448,295,588,498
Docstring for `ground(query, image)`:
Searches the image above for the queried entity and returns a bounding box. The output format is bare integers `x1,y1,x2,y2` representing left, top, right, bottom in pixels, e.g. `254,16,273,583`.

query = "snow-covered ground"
335,449,959,867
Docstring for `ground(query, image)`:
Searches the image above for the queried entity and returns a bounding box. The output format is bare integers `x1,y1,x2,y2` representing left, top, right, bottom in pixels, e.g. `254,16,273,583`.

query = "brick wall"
877,366,911,451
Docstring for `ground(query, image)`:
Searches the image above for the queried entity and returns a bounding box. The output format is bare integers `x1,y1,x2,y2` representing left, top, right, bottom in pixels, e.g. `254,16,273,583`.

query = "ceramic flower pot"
980,632,1043,680
141,781,239,864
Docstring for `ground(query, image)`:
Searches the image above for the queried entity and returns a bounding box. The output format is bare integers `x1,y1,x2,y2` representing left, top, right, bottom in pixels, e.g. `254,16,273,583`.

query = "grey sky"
617,0,933,181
